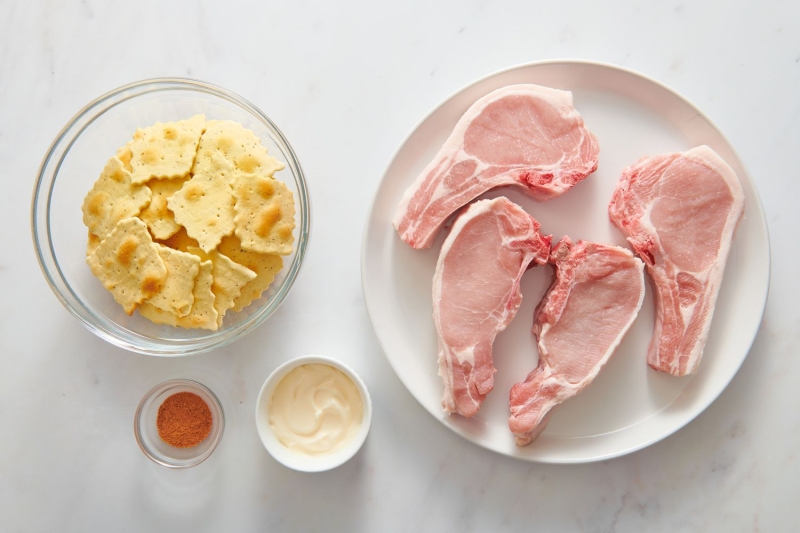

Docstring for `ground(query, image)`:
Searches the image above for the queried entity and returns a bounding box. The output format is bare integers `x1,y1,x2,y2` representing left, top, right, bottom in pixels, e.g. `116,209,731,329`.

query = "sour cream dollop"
268,363,363,456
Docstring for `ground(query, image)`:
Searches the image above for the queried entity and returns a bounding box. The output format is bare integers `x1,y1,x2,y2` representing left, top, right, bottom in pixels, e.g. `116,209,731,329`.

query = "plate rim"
360,59,771,463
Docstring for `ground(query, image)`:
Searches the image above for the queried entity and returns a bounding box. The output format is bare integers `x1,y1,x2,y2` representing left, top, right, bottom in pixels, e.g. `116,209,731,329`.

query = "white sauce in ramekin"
268,363,363,456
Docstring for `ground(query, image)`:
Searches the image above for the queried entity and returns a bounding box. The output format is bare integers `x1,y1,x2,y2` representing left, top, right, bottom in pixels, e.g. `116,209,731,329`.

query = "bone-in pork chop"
509,238,645,446
394,84,599,249
434,197,551,417
608,146,745,376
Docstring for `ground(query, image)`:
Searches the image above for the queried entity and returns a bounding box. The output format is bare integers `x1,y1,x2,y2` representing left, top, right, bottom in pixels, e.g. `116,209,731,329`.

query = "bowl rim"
255,355,373,472
133,378,226,469
30,78,310,356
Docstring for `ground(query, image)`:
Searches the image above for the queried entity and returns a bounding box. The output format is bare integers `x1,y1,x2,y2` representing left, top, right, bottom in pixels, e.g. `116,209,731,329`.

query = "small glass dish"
31,78,310,356
255,355,373,472
134,379,225,468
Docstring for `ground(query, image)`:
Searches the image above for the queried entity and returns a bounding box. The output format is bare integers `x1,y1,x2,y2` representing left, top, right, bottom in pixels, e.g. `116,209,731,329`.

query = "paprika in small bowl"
134,379,225,468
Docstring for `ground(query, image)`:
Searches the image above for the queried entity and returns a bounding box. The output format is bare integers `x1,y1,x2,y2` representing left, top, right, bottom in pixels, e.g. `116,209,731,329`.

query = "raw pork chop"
608,145,745,376
394,84,599,249
509,238,645,446
434,197,551,417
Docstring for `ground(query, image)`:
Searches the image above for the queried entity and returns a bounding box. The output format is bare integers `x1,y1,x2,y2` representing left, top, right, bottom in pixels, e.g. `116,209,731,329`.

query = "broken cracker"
156,226,200,253
82,156,152,239
218,235,283,312
140,176,189,240
187,245,257,326
143,245,201,317
87,231,102,257
116,141,133,172
139,260,218,330
86,217,167,315
231,173,295,255
130,114,205,184
168,153,236,252
192,120,284,178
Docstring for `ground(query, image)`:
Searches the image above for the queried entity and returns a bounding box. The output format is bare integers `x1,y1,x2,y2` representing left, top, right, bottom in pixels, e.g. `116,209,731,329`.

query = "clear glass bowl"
31,79,310,356
134,379,225,468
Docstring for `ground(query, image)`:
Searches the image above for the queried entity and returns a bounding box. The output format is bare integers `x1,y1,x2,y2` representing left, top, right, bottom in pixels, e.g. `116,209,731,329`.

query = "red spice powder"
156,392,212,448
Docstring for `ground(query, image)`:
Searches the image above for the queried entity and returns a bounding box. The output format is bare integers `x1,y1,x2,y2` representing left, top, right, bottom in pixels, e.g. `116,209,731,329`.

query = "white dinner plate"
361,60,770,463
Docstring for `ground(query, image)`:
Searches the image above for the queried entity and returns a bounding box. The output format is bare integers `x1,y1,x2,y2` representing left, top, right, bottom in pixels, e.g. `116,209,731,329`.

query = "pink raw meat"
393,84,599,249
434,197,551,417
509,237,645,446
608,146,745,376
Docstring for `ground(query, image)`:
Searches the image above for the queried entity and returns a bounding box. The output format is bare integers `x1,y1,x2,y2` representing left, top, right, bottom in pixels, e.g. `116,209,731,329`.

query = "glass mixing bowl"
31,79,310,356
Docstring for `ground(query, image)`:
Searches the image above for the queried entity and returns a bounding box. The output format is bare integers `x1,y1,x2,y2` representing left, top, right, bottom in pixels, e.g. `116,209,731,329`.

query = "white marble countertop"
1,1,797,531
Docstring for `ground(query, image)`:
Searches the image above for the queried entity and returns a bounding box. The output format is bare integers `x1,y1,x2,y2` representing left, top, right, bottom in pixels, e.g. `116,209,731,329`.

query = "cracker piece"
187,246,257,326
156,226,199,253
143,245,201,317
139,260,218,330
86,217,167,315
82,156,152,239
116,142,134,172
87,231,102,257
168,153,236,252
140,176,189,240
218,235,283,312
231,173,295,255
192,120,285,178
129,114,205,184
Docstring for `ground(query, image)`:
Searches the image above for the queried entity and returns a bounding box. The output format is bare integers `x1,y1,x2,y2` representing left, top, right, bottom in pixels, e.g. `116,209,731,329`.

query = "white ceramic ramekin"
255,355,372,472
